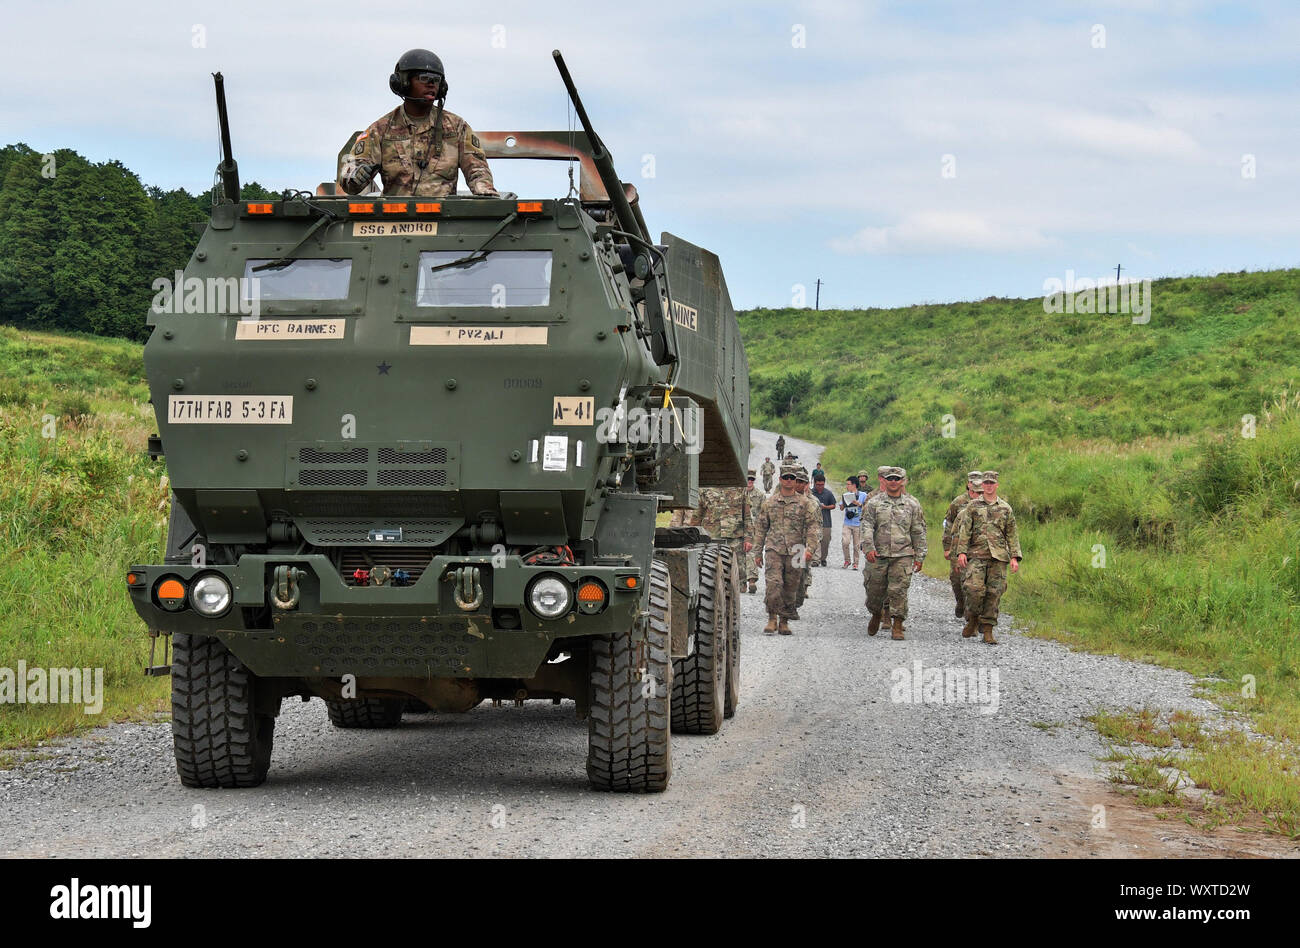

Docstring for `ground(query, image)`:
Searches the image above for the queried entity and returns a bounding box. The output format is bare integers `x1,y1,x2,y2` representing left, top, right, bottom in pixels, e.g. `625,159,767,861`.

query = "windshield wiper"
427,211,519,274
251,193,341,272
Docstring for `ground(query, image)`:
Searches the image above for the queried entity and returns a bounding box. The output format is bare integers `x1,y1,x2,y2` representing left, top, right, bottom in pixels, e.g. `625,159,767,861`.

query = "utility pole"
815,279,822,310
1115,263,1123,283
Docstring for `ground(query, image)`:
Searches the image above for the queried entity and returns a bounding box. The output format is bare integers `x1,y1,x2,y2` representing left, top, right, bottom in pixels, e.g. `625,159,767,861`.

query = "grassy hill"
744,268,1300,834
0,269,1296,831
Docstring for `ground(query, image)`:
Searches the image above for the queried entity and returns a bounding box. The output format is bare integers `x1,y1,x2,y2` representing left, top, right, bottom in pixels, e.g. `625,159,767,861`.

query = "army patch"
470,133,482,149
353,132,368,155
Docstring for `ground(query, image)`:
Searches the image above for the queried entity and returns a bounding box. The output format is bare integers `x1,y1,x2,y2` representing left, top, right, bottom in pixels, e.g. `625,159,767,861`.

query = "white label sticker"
410,326,548,346
352,221,438,237
542,435,568,471
552,396,595,425
235,319,346,340
168,395,294,424
669,300,698,331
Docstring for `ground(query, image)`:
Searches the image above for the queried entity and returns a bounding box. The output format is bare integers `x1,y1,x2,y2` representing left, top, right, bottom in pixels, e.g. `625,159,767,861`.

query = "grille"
297,518,459,545
300,446,369,464
297,618,479,672
339,547,436,582
298,468,367,487
378,468,448,487
378,447,446,464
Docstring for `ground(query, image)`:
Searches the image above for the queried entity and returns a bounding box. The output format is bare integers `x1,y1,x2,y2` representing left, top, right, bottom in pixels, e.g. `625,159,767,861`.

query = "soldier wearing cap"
942,471,985,620
760,457,776,493
744,470,766,593
749,462,818,634
953,470,1022,645
793,467,817,609
861,466,926,640
858,469,879,501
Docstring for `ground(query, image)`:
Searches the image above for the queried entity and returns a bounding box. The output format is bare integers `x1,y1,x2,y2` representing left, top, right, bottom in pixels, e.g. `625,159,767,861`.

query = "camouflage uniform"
942,471,984,617
861,467,927,623
697,485,750,592
745,481,767,593
749,466,819,625
667,506,701,527
795,469,817,606
340,105,498,197
952,477,1022,638
775,436,785,460
760,459,776,493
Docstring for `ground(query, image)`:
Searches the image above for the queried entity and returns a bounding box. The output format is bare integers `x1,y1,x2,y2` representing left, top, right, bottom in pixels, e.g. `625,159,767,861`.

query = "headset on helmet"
388,48,448,99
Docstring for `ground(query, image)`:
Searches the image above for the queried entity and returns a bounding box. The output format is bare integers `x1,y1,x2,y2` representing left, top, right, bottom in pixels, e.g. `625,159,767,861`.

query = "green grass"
743,268,1300,834
0,325,168,746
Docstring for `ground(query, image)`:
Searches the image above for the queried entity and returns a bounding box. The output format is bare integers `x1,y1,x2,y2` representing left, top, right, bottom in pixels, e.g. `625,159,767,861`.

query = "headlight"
527,575,572,619
190,574,232,617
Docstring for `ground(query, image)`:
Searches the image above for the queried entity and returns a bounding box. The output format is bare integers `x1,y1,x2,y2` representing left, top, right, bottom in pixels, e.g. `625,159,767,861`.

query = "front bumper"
127,555,642,678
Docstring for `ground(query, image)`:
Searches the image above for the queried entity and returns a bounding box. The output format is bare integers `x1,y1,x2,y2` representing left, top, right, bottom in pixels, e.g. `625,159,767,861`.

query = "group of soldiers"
671,459,1022,645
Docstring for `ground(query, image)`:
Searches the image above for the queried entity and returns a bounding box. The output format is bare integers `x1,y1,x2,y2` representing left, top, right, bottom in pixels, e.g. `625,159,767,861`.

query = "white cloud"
830,211,1056,255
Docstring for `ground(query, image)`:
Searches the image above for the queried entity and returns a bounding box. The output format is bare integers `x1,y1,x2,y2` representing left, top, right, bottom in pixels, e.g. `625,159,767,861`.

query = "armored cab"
127,55,748,792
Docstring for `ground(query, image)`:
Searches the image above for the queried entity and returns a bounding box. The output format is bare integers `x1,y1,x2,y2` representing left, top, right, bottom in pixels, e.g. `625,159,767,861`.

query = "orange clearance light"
348,202,375,215
415,202,442,214
156,577,187,611
622,576,638,590
516,201,543,214
126,572,140,586
246,203,273,214
383,202,409,214
577,582,606,603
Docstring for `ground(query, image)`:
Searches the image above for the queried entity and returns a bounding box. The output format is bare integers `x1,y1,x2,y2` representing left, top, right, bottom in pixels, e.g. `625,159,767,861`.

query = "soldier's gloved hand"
865,550,878,564
339,158,380,194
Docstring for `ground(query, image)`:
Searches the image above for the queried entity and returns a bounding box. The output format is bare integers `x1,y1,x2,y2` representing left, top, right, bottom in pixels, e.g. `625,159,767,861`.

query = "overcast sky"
2,0,1297,309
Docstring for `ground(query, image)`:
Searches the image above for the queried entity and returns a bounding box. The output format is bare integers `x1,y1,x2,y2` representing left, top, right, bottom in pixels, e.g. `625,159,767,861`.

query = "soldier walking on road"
749,463,818,635
794,468,817,608
861,466,927,640
775,435,786,460
942,471,985,619
696,483,754,601
953,471,1022,645
745,471,766,594
760,457,776,493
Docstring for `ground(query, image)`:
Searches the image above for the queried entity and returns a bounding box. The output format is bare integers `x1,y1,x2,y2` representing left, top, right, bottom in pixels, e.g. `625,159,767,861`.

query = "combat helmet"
390,49,449,99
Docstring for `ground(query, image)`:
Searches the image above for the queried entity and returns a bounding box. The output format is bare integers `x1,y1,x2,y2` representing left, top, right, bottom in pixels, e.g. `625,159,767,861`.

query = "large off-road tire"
671,545,728,734
172,633,276,789
403,698,433,715
587,559,672,792
720,546,741,719
326,697,405,728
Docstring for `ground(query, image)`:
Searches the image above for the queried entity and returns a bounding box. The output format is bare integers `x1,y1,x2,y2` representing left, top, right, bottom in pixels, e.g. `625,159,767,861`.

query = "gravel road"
0,430,1266,858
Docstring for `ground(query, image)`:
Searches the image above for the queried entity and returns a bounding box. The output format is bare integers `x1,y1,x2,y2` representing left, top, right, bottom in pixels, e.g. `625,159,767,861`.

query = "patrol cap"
982,470,999,482
795,468,810,483
876,466,890,477
858,469,871,482
747,468,756,477
967,470,983,482
779,462,800,478
882,466,906,479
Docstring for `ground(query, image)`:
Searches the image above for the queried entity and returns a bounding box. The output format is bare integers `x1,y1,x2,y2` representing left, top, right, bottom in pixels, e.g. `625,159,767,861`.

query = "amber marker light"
383,202,409,214
578,581,606,604
246,203,273,214
516,201,543,214
415,203,442,214
156,577,188,611
348,202,375,215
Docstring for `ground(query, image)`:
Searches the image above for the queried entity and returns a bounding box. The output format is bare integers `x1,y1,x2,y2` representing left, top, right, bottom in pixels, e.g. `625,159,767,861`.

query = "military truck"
127,53,749,792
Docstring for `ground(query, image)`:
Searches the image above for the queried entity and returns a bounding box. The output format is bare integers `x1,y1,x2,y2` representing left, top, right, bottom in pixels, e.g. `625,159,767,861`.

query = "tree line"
0,143,277,341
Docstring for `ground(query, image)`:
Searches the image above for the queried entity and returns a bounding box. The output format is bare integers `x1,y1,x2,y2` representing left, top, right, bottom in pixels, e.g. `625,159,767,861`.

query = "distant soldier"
861,466,927,640
760,457,776,492
840,476,867,569
942,471,985,620
697,484,753,599
953,471,1022,645
775,435,786,460
744,471,766,594
750,463,818,634
858,469,879,501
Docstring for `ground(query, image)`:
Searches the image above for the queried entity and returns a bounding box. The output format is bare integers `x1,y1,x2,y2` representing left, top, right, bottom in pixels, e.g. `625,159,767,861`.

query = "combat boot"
981,623,998,645
778,618,793,635
763,615,778,635
954,600,965,618
789,608,800,619
961,615,977,638
891,617,905,640
747,582,757,595
867,612,882,636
